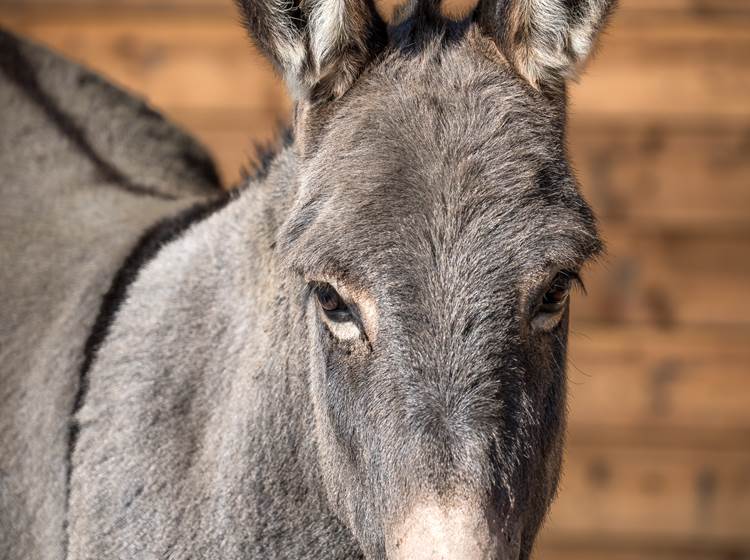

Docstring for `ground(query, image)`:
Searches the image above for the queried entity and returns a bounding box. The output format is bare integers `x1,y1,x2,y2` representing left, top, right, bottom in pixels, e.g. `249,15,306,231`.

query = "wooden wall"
1,0,748,558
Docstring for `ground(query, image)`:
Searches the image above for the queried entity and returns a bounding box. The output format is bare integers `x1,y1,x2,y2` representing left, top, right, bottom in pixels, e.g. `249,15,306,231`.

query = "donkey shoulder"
0,29,224,560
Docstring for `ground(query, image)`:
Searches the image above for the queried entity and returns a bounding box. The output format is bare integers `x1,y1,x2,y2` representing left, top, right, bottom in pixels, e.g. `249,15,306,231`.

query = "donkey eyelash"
531,269,583,304
527,268,584,333
561,270,586,295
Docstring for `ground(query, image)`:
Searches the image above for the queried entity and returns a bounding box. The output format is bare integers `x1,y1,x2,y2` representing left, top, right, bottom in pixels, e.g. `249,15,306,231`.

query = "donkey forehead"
289,180,596,286
283,33,600,291
289,74,597,273
287,162,597,306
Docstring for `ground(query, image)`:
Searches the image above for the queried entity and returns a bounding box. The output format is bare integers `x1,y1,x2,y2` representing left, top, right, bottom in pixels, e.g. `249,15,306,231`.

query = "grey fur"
236,0,387,99
0,0,615,558
0,30,221,560
475,0,617,88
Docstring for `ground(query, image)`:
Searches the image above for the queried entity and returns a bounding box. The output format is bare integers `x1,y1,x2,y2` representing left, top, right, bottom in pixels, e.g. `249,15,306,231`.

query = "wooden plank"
621,0,750,16
572,227,750,327
565,326,750,441
0,0,232,10
570,9,750,119
569,120,750,232
540,444,750,546
534,543,741,560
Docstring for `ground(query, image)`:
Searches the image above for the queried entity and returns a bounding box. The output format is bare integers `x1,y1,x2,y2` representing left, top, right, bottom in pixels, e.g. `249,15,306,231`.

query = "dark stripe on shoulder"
64,192,232,550
72,193,232,416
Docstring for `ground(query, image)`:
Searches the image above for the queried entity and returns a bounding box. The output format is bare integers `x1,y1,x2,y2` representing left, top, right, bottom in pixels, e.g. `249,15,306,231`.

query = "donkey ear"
475,0,617,89
237,0,386,101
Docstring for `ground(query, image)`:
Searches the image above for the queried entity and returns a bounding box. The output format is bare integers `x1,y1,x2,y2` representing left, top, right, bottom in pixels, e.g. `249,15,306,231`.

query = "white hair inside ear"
238,0,385,101
476,0,617,88
308,0,349,71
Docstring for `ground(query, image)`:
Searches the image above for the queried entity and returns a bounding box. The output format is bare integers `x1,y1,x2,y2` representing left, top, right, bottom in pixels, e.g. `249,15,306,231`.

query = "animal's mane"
238,126,294,187
386,0,477,52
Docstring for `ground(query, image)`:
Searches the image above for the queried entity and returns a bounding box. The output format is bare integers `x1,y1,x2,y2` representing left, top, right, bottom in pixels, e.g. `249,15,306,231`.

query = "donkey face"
239,0,614,558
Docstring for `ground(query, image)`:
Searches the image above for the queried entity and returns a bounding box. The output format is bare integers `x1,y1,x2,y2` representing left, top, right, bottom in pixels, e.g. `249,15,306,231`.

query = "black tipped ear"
237,0,387,101
475,0,617,89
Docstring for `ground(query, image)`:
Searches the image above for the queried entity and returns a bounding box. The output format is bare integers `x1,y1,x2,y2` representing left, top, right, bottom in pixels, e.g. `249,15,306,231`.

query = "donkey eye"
317,284,345,313
313,283,363,342
533,272,577,331
541,276,571,309
315,284,355,322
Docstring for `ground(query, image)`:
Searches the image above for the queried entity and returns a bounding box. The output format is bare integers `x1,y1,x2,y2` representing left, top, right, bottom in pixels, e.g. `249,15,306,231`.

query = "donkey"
0,0,615,558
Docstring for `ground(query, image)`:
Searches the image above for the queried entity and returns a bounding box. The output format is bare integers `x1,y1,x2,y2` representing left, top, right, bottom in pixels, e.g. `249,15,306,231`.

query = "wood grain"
573,227,750,326
542,444,750,546
566,326,750,440
535,543,748,560
569,7,750,120
570,120,750,232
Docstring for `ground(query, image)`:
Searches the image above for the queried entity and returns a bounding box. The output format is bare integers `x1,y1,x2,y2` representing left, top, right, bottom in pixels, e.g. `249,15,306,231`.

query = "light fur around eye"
321,316,363,342
531,305,567,332
312,282,364,342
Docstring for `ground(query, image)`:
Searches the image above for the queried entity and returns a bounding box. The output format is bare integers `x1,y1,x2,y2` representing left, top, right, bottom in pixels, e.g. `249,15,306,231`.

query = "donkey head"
238,0,614,558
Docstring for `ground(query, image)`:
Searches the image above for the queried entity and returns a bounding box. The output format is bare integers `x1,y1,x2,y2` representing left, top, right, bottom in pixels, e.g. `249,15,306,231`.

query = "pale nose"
386,499,518,560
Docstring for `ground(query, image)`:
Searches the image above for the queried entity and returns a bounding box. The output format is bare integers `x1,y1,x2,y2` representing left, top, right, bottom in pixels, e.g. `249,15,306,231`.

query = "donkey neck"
69,141,363,557
200,144,365,555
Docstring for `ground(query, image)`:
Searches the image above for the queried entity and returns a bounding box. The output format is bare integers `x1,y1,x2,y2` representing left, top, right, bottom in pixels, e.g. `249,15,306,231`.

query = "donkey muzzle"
386,498,520,560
